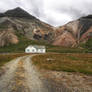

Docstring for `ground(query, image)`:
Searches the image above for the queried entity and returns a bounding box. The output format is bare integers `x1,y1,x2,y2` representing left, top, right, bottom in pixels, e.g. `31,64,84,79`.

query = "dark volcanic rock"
0,7,36,19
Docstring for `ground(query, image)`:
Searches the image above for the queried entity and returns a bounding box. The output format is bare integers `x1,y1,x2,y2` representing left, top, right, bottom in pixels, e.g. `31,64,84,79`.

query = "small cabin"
25,45,46,53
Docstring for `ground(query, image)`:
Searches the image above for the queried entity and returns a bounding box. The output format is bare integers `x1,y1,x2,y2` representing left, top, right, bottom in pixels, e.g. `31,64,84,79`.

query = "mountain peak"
0,7,35,19
80,15,92,19
13,7,23,11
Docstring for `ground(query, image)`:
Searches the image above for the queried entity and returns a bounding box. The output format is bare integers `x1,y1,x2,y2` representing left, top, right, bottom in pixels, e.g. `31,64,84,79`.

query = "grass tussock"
32,53,92,75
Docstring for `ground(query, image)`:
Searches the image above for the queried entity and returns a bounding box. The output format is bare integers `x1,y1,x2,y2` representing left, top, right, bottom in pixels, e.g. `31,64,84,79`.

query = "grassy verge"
0,40,86,53
32,53,92,75
0,33,87,53
47,46,86,53
0,33,53,53
0,53,29,67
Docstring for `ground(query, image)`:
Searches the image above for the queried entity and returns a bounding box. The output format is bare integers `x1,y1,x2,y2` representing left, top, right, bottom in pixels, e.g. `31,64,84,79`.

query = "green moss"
85,38,92,50
67,56,80,60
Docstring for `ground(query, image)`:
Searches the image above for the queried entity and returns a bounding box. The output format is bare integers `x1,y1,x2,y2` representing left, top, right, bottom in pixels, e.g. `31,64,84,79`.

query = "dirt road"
0,55,70,92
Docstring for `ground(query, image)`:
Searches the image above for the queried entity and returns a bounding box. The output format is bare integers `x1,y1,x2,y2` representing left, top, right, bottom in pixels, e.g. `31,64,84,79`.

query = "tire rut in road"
24,56,48,92
0,57,21,92
10,58,30,92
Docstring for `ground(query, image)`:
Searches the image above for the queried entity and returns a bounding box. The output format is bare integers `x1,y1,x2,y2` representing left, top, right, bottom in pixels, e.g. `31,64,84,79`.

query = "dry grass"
0,53,30,67
32,53,92,75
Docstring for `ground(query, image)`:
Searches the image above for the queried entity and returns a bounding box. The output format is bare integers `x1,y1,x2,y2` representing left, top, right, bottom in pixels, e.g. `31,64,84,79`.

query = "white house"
25,45,46,53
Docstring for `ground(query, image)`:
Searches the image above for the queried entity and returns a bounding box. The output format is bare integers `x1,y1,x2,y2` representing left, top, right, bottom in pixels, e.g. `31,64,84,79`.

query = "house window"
32,49,35,52
40,49,43,52
27,49,30,52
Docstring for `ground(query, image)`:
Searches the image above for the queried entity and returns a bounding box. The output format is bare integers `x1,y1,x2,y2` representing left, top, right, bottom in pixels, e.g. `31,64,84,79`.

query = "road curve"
0,55,71,92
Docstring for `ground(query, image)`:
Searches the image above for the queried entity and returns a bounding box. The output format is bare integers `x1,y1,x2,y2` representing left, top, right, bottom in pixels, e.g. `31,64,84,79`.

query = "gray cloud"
0,0,92,26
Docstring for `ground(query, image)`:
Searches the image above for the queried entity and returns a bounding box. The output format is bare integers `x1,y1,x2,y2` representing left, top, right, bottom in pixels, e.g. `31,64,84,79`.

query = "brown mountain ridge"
0,7,54,47
0,7,92,47
53,15,92,47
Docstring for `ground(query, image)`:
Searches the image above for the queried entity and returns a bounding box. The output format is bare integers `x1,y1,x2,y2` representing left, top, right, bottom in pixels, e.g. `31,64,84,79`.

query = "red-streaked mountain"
53,15,92,47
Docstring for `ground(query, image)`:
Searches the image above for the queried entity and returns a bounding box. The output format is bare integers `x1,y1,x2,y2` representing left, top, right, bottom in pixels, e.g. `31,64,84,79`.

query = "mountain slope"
0,7,35,19
0,7,54,47
53,15,92,47
1,7,92,48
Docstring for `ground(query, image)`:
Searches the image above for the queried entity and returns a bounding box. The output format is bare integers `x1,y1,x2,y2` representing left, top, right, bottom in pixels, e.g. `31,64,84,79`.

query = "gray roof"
28,45,45,49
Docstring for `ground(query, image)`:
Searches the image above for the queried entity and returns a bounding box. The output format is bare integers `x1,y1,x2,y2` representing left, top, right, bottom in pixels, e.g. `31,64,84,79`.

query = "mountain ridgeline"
0,7,92,48
53,15,92,47
0,7,54,47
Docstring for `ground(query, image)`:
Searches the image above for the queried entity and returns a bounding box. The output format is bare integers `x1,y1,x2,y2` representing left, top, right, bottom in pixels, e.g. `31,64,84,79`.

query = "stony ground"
0,55,70,92
41,70,92,92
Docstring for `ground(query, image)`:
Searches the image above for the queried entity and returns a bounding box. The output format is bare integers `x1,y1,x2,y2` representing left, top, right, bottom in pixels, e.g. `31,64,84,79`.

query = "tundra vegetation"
32,53,92,75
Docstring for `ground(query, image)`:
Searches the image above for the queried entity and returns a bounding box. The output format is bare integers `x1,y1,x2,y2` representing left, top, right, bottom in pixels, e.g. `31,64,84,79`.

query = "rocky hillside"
53,15,92,47
0,7,92,48
0,7,54,47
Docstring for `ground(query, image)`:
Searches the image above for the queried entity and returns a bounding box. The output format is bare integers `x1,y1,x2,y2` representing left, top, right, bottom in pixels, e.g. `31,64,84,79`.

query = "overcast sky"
0,0,92,26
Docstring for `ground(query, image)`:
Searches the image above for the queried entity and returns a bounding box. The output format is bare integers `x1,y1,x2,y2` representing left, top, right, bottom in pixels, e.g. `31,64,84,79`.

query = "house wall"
25,47,36,53
25,46,46,53
37,49,46,53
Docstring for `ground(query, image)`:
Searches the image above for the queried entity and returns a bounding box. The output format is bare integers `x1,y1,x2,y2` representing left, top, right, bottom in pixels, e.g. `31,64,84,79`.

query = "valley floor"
0,55,70,92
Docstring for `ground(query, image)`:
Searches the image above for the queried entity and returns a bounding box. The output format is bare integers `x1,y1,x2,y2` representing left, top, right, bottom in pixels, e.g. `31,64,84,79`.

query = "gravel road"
0,55,71,92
